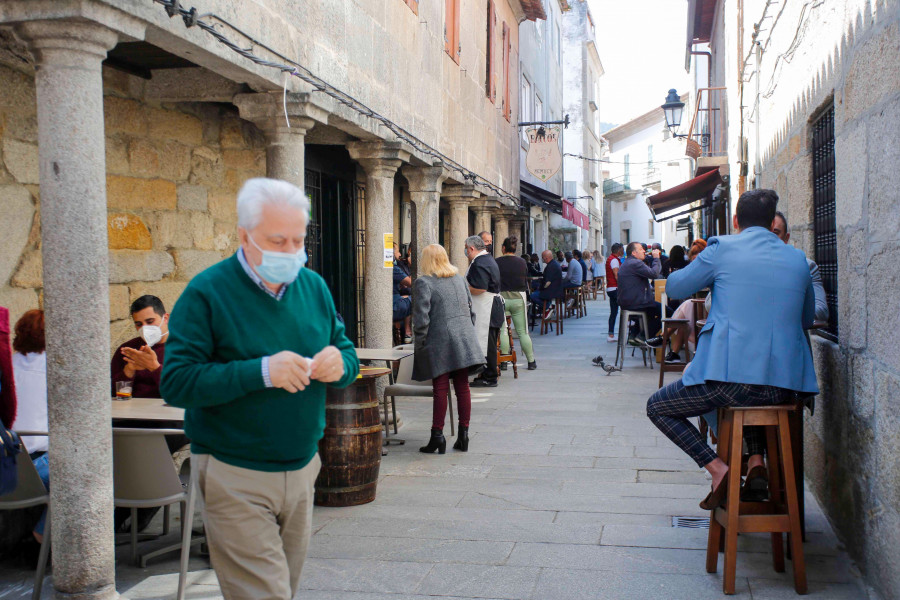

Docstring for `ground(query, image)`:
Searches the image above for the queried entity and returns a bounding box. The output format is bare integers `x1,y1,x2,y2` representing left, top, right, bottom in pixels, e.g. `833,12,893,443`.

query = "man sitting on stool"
616,242,667,345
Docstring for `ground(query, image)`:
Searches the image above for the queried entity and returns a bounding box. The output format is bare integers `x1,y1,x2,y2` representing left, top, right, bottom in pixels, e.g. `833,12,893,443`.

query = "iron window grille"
811,105,838,337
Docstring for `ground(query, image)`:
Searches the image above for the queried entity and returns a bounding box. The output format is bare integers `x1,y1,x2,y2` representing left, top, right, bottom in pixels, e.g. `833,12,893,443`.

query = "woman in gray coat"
412,244,483,454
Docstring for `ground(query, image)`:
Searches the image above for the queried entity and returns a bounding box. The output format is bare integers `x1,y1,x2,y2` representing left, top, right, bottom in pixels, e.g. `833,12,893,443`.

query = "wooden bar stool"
706,403,807,595
614,310,652,369
496,316,518,378
539,298,563,335
657,318,692,388
580,283,589,316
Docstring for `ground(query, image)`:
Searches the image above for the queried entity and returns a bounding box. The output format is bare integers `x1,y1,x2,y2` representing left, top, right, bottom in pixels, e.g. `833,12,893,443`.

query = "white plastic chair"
112,428,203,600
1,431,50,600
383,344,455,438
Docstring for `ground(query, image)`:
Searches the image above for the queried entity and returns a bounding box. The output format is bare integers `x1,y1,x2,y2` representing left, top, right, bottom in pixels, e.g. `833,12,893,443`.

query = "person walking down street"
412,244,483,454
161,178,359,600
465,234,504,388
496,237,537,371
646,189,818,510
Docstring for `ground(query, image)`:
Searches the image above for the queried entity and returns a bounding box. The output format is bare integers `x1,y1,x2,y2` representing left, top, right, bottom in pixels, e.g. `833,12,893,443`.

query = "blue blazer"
666,227,819,394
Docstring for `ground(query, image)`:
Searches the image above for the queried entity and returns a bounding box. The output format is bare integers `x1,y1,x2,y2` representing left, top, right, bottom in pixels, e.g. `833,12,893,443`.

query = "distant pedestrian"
413,244,482,454
496,237,537,370
465,235,503,388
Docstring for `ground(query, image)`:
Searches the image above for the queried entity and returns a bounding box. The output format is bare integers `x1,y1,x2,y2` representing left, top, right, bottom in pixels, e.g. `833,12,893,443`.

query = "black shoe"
453,425,469,452
500,362,508,371
591,355,604,366
644,336,664,348
527,361,537,370
664,351,682,363
419,429,446,454
470,377,498,388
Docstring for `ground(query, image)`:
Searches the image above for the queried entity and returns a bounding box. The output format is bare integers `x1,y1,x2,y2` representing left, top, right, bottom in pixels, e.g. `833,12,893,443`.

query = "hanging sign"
525,125,562,181
383,233,394,268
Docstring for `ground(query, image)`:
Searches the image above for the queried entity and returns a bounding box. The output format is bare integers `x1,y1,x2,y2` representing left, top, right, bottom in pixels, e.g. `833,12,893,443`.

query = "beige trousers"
193,453,322,600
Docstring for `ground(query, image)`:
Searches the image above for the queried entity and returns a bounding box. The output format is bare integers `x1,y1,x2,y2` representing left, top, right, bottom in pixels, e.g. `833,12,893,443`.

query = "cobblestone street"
0,296,871,600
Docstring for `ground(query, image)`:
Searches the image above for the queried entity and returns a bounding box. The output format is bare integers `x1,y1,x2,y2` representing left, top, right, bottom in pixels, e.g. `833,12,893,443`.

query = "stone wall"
754,2,900,598
0,56,265,355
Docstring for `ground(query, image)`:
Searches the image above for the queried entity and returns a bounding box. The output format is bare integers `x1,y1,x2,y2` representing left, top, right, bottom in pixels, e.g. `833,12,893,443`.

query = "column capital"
235,91,327,137
471,198,501,213
347,141,410,178
442,183,480,198
15,20,120,68
401,164,449,194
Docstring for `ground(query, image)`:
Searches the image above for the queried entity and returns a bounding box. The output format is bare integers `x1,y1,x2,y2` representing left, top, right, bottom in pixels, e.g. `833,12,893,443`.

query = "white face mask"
140,324,165,347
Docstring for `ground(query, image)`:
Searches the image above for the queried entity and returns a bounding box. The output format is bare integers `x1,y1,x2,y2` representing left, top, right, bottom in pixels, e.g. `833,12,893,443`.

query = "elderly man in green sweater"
161,178,359,600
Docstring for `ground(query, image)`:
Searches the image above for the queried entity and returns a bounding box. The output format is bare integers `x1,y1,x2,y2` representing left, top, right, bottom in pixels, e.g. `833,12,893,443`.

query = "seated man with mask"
111,294,170,398
111,294,189,533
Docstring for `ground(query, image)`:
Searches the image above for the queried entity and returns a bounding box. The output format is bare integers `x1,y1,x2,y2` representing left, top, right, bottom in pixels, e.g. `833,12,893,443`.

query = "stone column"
493,213,510,257
473,205,493,238
401,164,448,276
234,91,329,188
347,141,409,350
16,20,120,599
443,184,479,270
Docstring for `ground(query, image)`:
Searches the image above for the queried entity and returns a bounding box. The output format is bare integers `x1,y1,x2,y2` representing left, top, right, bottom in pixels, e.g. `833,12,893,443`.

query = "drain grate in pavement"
672,516,710,529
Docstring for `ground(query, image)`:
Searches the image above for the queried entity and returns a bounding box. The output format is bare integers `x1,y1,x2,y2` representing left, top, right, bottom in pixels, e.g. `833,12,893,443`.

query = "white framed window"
534,95,543,123
648,220,655,238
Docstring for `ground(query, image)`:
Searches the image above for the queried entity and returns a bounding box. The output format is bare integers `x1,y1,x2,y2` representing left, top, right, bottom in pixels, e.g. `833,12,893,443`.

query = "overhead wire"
151,0,522,205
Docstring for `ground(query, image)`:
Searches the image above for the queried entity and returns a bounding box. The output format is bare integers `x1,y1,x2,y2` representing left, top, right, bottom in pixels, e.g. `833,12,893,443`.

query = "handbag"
0,418,20,495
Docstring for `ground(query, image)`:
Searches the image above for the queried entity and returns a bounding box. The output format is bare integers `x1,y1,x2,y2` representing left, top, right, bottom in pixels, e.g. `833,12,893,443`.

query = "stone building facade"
686,1,900,597
0,0,546,595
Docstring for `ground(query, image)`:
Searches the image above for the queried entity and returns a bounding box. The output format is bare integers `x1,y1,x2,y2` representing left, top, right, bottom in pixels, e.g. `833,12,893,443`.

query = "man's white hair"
236,178,310,230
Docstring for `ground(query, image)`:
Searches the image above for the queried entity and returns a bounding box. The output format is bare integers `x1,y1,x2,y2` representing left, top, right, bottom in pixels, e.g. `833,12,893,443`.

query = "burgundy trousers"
431,368,471,430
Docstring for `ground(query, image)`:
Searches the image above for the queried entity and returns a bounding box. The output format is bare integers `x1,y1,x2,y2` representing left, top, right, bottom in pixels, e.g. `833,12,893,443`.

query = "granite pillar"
443,184,479,271
234,91,328,189
493,214,509,257
347,141,409,350
401,164,448,277
16,19,120,600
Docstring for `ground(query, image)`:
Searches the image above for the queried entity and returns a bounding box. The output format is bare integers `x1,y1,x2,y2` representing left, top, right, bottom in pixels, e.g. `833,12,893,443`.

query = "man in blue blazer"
531,250,563,309
646,189,818,509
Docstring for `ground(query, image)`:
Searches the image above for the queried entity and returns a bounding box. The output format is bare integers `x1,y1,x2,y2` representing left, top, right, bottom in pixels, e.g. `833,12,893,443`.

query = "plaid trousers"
646,379,792,467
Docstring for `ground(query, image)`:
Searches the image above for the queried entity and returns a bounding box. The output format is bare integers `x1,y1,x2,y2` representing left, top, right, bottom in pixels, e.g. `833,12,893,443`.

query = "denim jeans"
32,453,49,535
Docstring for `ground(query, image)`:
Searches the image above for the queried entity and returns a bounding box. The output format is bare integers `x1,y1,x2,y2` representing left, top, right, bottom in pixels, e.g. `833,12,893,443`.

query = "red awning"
647,168,723,219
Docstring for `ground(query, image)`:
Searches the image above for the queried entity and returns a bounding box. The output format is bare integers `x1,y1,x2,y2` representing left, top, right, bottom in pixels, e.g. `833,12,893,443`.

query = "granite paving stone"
0,294,867,599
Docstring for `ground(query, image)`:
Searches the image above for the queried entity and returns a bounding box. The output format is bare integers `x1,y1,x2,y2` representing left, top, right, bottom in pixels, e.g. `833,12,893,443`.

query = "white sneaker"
607,334,616,343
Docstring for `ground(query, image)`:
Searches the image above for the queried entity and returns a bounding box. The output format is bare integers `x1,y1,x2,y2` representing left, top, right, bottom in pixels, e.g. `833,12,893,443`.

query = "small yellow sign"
383,233,394,268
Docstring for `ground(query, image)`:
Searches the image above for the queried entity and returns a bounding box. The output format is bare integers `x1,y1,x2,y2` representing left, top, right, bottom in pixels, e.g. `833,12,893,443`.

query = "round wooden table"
314,367,391,507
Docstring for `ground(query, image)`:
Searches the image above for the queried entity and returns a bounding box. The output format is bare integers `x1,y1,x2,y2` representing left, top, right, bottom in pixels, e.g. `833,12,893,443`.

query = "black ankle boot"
453,425,469,451
419,428,446,454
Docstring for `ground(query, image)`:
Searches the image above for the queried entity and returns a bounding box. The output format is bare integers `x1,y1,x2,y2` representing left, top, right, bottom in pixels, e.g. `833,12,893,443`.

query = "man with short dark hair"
562,251,583,289
111,295,170,398
617,242,664,344
772,211,829,322
646,189,818,510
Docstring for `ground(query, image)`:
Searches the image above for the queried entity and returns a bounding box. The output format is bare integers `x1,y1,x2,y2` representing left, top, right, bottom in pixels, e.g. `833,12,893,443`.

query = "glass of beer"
115,381,133,400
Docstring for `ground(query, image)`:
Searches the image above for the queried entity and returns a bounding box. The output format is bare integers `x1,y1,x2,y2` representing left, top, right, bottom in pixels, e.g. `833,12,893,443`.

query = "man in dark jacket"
617,242,668,343
466,235,503,387
530,250,563,311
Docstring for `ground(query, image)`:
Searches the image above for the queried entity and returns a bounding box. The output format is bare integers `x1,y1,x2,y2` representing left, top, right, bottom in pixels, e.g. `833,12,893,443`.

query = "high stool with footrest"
706,401,807,595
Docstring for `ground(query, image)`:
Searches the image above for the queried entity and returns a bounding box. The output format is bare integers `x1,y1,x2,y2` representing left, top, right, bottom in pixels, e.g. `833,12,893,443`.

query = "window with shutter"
486,0,496,101
502,21,511,121
445,0,461,64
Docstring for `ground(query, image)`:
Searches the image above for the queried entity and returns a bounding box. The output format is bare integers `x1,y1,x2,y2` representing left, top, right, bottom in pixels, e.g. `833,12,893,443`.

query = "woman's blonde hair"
419,244,458,278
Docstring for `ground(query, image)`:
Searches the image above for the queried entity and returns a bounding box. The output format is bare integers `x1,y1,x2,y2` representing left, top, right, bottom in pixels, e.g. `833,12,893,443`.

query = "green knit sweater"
160,255,359,472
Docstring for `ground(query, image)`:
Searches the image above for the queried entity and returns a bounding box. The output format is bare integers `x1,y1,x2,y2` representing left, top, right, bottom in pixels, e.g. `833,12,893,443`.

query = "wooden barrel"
314,367,390,507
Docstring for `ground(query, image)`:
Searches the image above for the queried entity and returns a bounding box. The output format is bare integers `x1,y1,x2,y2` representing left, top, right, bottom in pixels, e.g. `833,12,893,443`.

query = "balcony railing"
685,87,727,159
603,179,628,196
642,167,660,186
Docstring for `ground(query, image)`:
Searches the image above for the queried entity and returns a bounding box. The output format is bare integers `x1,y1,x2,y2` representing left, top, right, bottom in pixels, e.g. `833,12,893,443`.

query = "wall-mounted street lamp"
661,89,709,149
